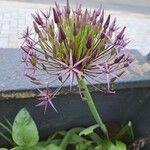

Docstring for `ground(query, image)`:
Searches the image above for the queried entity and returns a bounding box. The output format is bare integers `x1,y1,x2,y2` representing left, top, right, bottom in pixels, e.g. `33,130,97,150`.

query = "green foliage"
95,140,127,150
45,144,62,150
0,108,134,150
114,121,134,141
11,146,44,150
79,124,99,136
12,108,39,147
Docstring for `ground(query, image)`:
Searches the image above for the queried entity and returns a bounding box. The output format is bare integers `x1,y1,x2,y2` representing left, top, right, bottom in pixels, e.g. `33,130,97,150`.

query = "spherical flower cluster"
21,0,133,112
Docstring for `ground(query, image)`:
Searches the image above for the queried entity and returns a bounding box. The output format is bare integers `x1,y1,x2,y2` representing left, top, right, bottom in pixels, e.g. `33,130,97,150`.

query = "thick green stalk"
79,78,108,138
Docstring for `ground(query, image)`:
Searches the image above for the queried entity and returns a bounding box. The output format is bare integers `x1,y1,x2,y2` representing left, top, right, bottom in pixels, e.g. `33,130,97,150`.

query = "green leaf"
11,146,45,150
79,124,102,145
70,134,88,144
88,133,102,144
95,145,103,150
95,140,127,150
11,147,26,150
79,124,99,136
0,148,8,150
60,128,84,150
11,146,44,150
76,141,93,150
12,108,39,147
45,144,62,150
102,140,115,150
115,141,127,150
37,131,66,147
114,121,134,141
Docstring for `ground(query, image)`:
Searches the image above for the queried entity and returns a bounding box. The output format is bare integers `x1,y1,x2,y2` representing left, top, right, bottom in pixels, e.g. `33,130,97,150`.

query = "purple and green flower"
21,0,133,137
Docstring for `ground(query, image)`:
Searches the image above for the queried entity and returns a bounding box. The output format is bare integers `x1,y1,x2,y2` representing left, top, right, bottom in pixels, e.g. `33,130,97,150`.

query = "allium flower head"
21,0,133,112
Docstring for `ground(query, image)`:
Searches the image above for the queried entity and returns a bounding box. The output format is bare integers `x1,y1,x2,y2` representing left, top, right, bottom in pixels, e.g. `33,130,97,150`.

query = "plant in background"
0,108,134,150
21,0,133,147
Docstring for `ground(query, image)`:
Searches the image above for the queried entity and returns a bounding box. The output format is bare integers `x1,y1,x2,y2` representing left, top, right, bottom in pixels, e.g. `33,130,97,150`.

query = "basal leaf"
12,108,39,147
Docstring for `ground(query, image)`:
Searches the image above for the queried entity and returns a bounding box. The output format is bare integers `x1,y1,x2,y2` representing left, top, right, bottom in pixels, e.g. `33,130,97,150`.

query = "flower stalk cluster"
21,0,133,137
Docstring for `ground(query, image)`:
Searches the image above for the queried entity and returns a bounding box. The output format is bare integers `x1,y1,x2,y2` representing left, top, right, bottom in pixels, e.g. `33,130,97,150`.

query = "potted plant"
0,0,150,149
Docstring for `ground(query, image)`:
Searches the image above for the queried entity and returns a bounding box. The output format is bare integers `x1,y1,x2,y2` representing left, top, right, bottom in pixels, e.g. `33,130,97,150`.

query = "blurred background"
4,0,150,13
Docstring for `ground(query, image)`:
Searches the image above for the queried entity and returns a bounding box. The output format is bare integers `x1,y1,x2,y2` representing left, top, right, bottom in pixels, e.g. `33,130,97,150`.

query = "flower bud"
100,31,105,39
117,27,126,39
33,22,40,33
86,36,92,49
55,2,62,16
66,0,70,15
109,18,116,31
59,26,66,41
39,31,47,41
104,14,111,30
73,23,77,36
114,54,125,63
75,4,82,15
99,9,104,25
53,8,60,24
124,63,129,67
32,13,43,26
83,9,87,22
96,7,101,17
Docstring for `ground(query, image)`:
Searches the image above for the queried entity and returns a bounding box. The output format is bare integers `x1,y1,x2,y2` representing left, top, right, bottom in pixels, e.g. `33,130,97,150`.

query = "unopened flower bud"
55,2,62,16
66,0,70,15
104,14,111,30
32,13,43,26
100,31,105,39
53,8,60,24
96,7,101,16
86,36,92,49
99,9,104,25
59,26,66,41
33,22,40,33
75,4,82,15
73,23,77,36
114,54,125,63
39,31,47,41
109,18,116,31
124,63,129,67
83,9,88,22
117,27,126,39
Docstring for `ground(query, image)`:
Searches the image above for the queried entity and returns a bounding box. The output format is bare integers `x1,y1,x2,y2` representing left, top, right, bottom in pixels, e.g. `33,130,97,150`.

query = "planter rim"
0,79,150,100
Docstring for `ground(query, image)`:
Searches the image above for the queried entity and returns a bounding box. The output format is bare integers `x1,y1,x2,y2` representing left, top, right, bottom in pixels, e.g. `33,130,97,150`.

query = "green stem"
79,78,109,138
